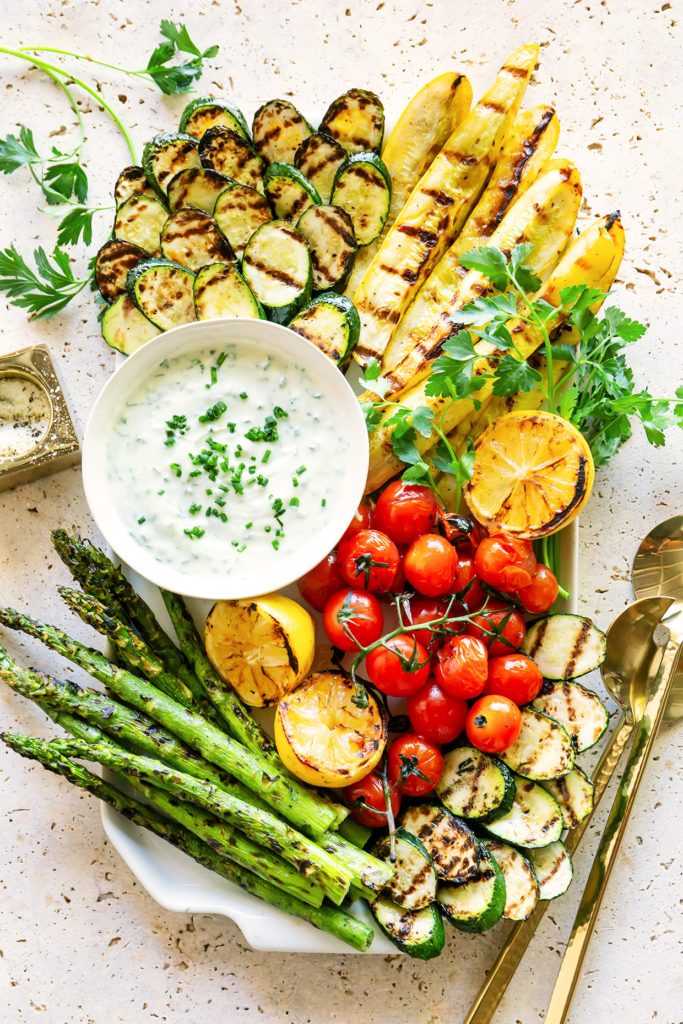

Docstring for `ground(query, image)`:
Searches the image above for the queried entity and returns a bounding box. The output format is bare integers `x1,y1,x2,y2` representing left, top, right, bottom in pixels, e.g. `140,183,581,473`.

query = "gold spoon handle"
544,635,683,1024
463,712,634,1024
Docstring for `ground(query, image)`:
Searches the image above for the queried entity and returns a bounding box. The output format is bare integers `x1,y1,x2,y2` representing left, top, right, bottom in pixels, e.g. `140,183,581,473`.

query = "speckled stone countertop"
1,2,681,1022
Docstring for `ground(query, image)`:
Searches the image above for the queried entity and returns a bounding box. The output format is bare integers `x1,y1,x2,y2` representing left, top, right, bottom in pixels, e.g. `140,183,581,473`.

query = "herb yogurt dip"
108,339,351,578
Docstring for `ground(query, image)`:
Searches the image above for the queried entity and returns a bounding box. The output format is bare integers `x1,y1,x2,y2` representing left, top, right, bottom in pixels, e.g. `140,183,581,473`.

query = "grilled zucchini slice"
253,99,313,164
499,708,575,781
199,127,266,193
371,897,445,959
213,182,273,260
101,294,161,355
194,263,265,321
331,152,391,245
320,88,384,153
528,840,573,900
242,221,312,324
438,854,506,933
483,777,563,849
127,258,196,331
294,132,347,203
160,208,235,271
114,165,157,207
541,767,595,829
288,293,360,369
167,168,231,214
436,746,515,822
142,132,201,195
95,238,148,302
532,680,609,752
486,840,539,921
372,828,437,911
297,204,356,292
522,614,607,680
113,194,168,255
399,803,480,884
179,96,250,141
263,163,321,222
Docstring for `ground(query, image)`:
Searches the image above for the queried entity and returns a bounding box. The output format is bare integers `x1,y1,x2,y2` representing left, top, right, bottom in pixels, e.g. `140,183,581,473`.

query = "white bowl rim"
83,318,369,599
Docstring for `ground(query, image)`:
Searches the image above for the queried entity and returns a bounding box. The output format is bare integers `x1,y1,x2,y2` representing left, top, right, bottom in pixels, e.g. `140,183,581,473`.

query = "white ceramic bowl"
83,319,368,599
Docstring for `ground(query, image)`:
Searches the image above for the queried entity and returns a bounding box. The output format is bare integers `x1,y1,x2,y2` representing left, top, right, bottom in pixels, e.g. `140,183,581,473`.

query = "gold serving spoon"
464,516,683,1024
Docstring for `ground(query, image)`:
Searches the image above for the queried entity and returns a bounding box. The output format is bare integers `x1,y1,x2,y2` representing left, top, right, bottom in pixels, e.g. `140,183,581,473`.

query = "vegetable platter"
1,25,682,962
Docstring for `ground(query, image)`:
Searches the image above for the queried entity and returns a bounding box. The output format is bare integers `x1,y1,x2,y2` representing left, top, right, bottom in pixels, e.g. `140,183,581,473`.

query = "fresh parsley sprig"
0,246,92,320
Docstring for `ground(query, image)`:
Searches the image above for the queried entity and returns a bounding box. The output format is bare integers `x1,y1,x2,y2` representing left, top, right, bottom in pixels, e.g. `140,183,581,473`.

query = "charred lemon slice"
275,671,387,787
464,410,594,539
204,593,315,707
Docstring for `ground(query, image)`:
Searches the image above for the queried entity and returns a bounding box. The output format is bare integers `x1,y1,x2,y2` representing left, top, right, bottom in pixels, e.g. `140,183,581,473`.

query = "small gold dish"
0,344,80,492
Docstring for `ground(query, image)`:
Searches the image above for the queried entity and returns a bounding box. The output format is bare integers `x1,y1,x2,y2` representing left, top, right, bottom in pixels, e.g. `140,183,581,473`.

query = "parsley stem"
507,268,557,414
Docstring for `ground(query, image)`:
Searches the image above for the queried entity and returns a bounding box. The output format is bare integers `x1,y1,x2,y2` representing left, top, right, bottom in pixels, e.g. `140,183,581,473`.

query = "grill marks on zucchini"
528,840,573,900
399,803,480,884
160,208,235,271
297,205,356,292
142,133,201,195
532,680,609,752
253,99,313,164
101,294,161,355
438,855,506,933
371,897,445,959
320,88,385,153
521,614,607,680
194,263,264,321
483,777,563,849
242,221,312,324
288,292,360,368
95,238,149,303
499,708,574,780
114,165,157,207
199,127,266,193
263,164,321,223
373,829,437,911
127,259,196,331
541,767,594,829
436,746,515,821
331,152,391,246
213,183,272,260
486,840,539,921
294,133,347,203
179,96,250,141
113,195,168,255
167,168,230,214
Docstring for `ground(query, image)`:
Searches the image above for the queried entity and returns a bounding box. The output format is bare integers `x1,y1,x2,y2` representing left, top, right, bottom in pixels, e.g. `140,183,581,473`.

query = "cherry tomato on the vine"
467,601,526,657
466,695,522,753
342,772,401,828
404,533,456,597
451,550,486,610
297,551,344,611
403,597,451,655
366,633,430,697
483,652,543,706
406,679,468,745
373,480,438,546
338,529,399,593
388,733,444,797
322,589,384,652
340,503,373,544
434,634,489,700
474,536,536,593
518,564,559,613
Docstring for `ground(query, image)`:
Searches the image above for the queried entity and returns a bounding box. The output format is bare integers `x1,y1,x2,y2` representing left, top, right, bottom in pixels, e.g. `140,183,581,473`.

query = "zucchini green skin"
521,614,607,680
101,294,161,355
531,680,609,753
263,162,321,222
142,132,201,196
194,263,266,321
241,220,312,325
331,151,392,246
179,96,250,141
527,840,573,900
126,257,196,331
438,853,506,933
436,745,516,824
499,708,575,781
483,776,563,849
114,165,157,207
371,897,445,959
540,766,595,829
288,292,360,369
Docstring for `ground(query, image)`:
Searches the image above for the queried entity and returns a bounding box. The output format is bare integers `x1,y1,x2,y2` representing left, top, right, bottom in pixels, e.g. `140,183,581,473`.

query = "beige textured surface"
1,1,682,1021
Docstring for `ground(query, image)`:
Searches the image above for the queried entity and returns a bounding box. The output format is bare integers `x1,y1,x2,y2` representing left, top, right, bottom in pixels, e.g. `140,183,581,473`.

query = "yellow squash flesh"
353,44,539,369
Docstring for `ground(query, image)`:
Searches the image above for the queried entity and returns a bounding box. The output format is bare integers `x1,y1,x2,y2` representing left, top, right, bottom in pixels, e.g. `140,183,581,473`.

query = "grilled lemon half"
275,671,388,787
464,410,594,539
204,593,315,707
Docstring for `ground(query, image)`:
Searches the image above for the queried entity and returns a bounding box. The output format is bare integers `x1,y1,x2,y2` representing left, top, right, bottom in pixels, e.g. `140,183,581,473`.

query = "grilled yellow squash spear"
379,105,561,378
364,212,625,493
381,160,582,393
344,71,473,300
353,43,539,369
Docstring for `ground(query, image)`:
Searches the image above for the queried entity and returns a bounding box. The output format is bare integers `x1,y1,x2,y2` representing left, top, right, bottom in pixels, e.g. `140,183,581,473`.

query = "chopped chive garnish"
189,504,202,515
169,463,182,477
215,497,226,508
321,498,326,507
184,526,205,540
273,405,288,419
219,512,228,522
239,391,248,400
205,488,213,496
189,469,201,478
271,539,280,550
199,400,227,424
261,449,272,464
137,516,146,524
157,489,165,496
264,525,272,533
292,477,299,487
296,465,307,475
245,521,253,529
289,497,300,507
227,422,236,433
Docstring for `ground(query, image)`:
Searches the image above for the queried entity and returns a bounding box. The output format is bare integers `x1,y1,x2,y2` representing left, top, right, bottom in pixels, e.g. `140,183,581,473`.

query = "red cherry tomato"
322,589,384,651
483,652,543,706
406,679,468,745
466,695,522,753
404,534,457,597
385,553,407,595
297,551,344,611
342,772,401,828
338,529,399,593
467,601,526,657
388,733,444,797
518,564,559,613
451,550,486,610
474,536,536,593
366,633,430,697
340,503,373,544
373,480,438,545
434,634,489,699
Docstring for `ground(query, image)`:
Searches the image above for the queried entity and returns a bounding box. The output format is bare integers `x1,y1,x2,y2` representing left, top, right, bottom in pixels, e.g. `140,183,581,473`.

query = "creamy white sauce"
107,340,349,577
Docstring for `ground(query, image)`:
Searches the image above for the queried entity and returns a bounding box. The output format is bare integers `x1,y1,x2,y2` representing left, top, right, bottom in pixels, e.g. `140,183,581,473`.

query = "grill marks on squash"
320,89,384,153
161,209,235,272
95,239,149,302
253,99,312,165
400,804,480,883
199,127,266,193
294,133,347,203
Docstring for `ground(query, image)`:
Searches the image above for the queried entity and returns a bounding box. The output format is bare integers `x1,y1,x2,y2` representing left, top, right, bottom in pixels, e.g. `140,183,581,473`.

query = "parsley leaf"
42,161,88,204
490,353,543,397
145,21,219,94
459,245,509,289
0,245,90,319
0,127,40,174
56,206,96,247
